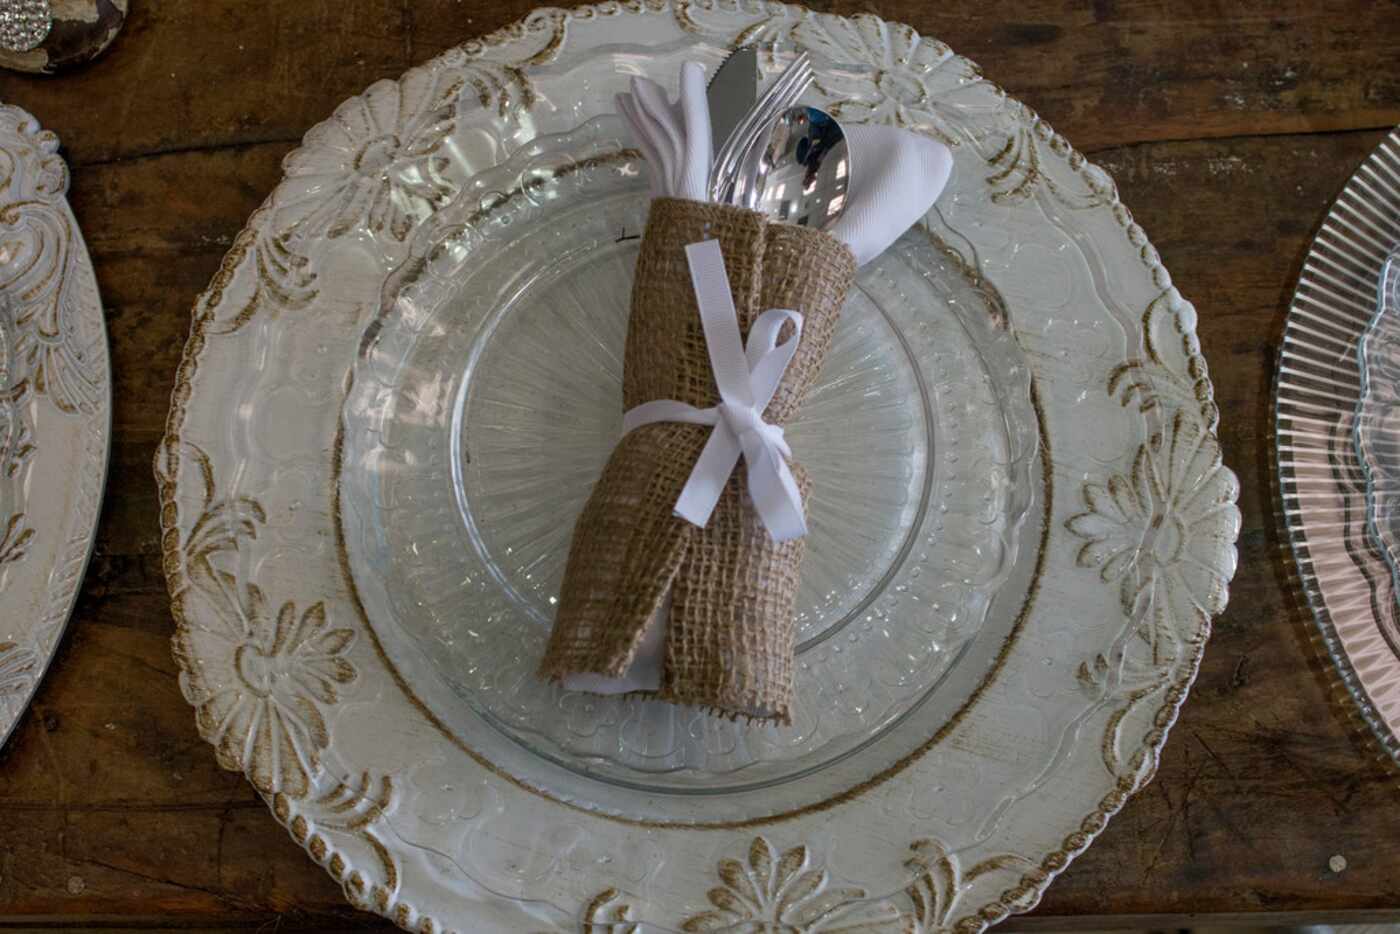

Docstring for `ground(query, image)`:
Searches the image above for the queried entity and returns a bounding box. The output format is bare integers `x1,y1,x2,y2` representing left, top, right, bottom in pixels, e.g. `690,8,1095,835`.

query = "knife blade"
707,46,758,159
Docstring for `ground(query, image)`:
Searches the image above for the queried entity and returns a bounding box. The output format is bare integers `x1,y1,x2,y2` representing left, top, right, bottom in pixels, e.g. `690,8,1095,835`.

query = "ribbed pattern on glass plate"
1276,127,1400,769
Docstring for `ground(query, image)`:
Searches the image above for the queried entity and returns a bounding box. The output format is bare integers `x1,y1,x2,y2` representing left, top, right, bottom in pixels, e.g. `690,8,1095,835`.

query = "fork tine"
711,51,814,200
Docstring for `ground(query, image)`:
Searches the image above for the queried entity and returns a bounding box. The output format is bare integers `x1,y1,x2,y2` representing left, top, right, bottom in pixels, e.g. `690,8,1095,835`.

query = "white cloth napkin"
830,123,954,266
616,61,712,202
560,64,953,698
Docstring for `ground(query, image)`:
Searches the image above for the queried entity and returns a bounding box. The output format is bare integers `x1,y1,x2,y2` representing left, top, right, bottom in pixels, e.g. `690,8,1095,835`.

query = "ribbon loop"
620,238,808,542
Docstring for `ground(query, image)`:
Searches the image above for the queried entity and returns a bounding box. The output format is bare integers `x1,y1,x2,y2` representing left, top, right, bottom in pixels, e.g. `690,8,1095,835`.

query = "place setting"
151,4,1242,930
28,0,1400,925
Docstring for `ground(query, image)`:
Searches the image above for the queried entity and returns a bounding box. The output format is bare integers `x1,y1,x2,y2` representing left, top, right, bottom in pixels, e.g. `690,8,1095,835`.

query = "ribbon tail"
685,240,755,409
673,425,741,528
742,435,807,542
745,309,803,412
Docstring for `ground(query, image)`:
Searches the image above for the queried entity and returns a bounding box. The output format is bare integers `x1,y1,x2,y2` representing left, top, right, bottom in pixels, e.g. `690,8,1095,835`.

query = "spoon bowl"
737,105,851,230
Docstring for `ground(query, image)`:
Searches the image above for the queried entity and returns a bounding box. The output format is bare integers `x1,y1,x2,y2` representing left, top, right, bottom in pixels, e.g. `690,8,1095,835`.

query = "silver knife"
707,46,758,159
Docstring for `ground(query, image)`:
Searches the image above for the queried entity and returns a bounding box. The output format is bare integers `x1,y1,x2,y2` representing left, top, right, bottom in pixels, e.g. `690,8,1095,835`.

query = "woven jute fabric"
538,198,856,722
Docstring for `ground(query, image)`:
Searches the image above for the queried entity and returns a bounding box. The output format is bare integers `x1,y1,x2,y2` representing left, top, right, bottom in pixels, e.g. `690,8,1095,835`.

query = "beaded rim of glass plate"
156,2,1241,931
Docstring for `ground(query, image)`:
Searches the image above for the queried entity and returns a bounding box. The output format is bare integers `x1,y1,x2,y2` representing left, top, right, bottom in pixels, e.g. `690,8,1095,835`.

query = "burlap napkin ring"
539,198,856,723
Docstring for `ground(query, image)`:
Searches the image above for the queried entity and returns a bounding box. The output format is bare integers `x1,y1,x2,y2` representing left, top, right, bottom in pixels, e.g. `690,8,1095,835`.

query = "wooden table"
1,1,1398,929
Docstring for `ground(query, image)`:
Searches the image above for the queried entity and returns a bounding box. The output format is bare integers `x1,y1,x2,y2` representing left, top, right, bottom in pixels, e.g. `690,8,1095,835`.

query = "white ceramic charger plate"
157,4,1240,930
0,103,110,750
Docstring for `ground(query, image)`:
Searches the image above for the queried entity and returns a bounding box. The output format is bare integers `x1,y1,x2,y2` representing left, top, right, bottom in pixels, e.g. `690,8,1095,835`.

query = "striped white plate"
1277,127,1400,769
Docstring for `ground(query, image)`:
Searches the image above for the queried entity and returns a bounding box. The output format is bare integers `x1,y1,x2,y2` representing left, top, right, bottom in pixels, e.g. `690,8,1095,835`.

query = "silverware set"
707,49,850,230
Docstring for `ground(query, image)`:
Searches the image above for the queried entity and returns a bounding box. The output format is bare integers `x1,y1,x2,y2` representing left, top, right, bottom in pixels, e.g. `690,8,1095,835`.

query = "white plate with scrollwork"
0,103,110,749
156,4,1240,931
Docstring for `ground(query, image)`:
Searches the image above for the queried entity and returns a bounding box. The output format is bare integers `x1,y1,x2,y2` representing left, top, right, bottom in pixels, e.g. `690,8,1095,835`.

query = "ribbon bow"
621,239,808,542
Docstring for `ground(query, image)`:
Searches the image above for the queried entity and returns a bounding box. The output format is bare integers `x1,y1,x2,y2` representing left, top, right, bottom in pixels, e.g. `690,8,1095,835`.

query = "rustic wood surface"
0,0,1398,929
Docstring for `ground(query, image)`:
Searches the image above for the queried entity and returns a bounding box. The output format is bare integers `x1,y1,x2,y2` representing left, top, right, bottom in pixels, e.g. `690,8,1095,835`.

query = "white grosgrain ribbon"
621,239,808,542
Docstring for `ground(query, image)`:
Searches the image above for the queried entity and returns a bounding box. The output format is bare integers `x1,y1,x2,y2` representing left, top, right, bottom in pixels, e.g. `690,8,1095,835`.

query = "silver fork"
711,53,812,202
710,51,813,203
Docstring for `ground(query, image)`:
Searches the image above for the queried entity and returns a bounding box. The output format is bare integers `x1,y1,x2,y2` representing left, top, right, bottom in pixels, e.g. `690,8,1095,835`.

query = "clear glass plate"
338,116,1037,790
1277,127,1400,770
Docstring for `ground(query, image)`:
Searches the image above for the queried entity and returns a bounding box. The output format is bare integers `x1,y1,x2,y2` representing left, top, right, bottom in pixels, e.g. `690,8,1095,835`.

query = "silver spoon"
735,105,851,230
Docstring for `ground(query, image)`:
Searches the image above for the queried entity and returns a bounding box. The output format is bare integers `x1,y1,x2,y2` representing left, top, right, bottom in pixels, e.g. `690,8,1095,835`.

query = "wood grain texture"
0,0,1396,928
